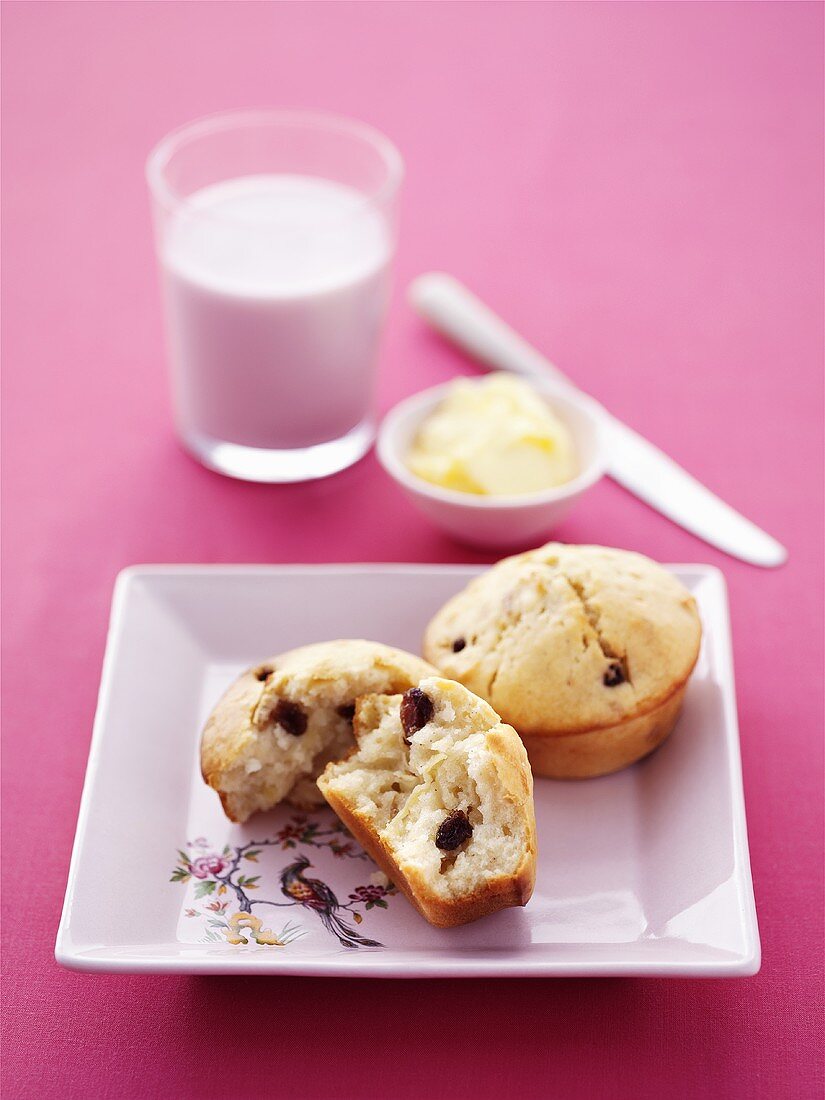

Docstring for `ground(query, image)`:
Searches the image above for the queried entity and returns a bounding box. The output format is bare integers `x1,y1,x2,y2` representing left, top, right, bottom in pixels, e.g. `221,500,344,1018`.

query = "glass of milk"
146,110,402,482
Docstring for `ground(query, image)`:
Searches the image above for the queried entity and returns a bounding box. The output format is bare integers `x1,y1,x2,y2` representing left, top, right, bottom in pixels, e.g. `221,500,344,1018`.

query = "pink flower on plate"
190,855,229,880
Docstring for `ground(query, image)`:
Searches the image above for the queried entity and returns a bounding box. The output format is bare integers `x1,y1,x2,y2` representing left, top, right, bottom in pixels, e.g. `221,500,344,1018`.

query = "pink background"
2,2,823,1097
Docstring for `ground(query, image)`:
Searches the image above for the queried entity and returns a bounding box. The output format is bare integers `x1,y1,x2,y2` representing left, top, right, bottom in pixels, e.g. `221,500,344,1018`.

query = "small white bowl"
377,377,608,549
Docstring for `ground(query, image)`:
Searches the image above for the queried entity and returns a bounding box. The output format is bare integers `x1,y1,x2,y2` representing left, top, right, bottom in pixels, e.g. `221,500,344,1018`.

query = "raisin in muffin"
423,544,702,779
201,641,436,823
317,676,537,927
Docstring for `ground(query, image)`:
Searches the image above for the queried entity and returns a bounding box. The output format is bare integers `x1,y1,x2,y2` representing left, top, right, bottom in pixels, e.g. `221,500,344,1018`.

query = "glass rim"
145,107,404,215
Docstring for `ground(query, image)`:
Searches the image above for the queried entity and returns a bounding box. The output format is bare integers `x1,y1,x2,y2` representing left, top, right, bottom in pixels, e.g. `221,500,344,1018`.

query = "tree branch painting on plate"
171,814,397,949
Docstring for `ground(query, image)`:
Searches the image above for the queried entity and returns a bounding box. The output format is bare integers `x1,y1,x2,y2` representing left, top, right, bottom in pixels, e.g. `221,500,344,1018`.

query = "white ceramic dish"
56,564,760,977
376,380,607,548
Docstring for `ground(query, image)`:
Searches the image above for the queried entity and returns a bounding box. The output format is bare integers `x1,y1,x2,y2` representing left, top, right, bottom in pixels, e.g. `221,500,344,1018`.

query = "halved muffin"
201,640,435,823
317,676,537,928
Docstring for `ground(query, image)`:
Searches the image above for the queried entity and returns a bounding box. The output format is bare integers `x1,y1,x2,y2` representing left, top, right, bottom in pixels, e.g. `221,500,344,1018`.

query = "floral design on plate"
171,814,397,949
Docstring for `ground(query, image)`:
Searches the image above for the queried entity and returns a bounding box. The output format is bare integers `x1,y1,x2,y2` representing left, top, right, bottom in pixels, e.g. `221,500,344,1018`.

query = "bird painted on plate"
279,855,382,949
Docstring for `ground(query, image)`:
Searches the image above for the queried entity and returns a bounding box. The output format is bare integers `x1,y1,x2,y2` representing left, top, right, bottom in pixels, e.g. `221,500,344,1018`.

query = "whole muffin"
423,544,702,779
202,640,436,823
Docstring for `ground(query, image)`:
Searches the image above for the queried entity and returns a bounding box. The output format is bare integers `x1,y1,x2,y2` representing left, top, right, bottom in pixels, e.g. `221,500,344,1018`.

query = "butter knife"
409,273,787,568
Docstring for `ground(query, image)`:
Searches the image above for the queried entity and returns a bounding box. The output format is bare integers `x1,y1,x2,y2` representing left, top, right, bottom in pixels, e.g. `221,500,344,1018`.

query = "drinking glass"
146,109,403,482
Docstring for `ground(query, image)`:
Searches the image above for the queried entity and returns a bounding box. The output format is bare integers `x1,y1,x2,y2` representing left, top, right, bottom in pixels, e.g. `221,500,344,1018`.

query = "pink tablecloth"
2,3,822,1097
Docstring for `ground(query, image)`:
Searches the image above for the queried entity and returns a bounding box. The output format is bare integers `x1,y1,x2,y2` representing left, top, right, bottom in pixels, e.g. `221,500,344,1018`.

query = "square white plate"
56,565,760,977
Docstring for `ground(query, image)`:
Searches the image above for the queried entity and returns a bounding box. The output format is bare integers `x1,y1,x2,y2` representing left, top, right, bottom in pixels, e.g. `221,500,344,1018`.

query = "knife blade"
409,273,787,568
600,415,787,566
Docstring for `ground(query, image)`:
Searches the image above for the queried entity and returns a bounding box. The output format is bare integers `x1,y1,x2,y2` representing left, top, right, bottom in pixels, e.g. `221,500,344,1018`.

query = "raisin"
452,637,466,653
435,810,473,851
603,662,625,687
336,703,356,722
253,666,273,682
400,687,433,744
271,698,307,736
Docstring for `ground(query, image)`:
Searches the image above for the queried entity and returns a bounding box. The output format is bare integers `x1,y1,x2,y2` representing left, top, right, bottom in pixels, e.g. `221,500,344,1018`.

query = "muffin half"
317,676,537,927
201,640,435,823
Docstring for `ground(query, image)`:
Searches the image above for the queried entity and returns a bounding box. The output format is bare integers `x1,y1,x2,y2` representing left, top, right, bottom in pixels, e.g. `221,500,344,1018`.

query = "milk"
160,175,392,452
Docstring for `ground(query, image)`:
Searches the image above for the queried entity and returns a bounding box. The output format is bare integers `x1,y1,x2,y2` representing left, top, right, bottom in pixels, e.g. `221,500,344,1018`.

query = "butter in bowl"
377,372,606,548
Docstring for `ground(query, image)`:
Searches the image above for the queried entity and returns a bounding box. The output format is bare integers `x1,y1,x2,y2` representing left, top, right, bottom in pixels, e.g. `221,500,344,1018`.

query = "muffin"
317,676,536,927
201,640,436,823
423,544,702,779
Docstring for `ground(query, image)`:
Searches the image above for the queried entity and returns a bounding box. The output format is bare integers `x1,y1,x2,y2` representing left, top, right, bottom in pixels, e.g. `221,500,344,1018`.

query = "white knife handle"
409,273,576,392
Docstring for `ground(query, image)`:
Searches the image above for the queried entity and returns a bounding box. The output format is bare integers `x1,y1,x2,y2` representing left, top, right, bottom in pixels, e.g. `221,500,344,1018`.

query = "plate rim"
55,562,761,978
